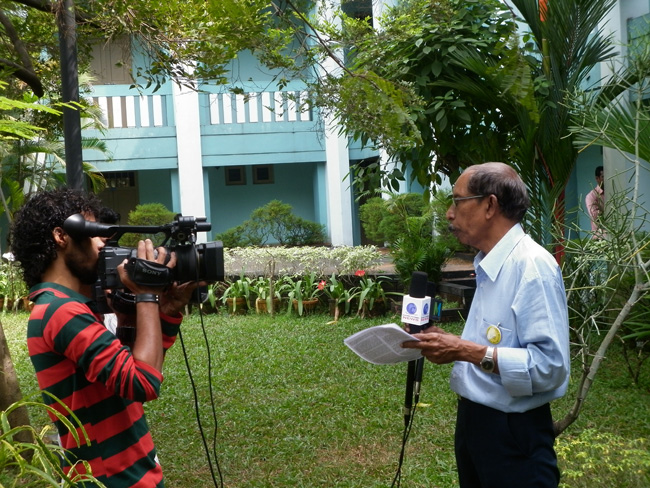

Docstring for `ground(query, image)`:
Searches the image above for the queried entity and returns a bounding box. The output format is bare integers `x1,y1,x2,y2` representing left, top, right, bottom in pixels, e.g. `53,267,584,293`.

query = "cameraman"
11,188,196,487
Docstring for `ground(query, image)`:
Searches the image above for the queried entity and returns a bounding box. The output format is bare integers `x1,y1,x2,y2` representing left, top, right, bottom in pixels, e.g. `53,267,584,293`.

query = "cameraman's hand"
118,239,171,295
159,280,204,316
116,239,172,371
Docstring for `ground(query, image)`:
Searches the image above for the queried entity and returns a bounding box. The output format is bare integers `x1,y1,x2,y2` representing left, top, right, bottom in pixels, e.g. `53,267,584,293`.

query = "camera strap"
124,257,173,287
110,289,136,315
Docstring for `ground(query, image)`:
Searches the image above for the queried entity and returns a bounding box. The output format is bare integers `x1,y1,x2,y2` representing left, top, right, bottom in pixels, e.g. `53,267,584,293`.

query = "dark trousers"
455,398,560,488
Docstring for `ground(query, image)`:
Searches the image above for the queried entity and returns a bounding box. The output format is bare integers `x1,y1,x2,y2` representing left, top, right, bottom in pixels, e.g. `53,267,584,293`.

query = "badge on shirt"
486,324,501,344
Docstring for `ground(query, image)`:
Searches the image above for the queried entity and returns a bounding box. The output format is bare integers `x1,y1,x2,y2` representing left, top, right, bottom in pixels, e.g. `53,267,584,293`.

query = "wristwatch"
480,347,496,373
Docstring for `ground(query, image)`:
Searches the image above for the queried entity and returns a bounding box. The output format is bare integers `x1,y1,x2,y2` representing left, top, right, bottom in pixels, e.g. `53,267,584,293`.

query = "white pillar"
319,0,354,246
172,82,207,243
600,0,626,206
323,116,354,246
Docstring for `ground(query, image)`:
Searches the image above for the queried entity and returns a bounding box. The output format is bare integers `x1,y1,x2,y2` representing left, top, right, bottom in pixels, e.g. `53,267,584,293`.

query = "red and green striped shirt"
27,282,181,487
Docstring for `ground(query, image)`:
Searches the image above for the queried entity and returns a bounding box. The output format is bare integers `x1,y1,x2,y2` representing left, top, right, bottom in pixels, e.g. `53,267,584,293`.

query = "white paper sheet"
344,323,422,365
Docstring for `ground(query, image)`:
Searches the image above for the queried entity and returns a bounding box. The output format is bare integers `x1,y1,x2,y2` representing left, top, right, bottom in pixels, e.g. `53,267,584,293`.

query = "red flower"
355,270,366,277
318,280,326,290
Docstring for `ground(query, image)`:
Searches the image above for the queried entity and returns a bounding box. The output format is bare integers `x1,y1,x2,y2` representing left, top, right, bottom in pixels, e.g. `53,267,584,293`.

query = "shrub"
360,193,428,244
215,200,326,246
360,190,461,288
556,429,650,488
0,394,105,487
358,197,387,243
216,224,248,248
120,203,177,247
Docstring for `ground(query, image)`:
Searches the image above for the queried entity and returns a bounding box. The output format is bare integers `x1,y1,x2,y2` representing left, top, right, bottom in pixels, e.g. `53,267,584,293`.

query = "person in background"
10,188,197,487
585,165,605,238
403,162,570,488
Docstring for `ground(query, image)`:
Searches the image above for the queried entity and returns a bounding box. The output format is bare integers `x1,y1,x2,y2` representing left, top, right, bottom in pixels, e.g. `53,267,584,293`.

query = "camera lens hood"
63,213,117,239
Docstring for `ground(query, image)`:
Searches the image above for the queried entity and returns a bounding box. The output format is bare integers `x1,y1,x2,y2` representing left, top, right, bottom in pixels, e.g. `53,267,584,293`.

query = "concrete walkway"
370,248,475,277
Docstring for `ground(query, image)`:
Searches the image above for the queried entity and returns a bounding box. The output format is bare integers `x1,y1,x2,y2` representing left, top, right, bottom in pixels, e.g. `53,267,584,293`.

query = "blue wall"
206,162,323,240
138,169,175,211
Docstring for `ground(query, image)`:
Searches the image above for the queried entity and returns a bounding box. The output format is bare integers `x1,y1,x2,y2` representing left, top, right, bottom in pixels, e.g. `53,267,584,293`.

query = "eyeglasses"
449,194,486,206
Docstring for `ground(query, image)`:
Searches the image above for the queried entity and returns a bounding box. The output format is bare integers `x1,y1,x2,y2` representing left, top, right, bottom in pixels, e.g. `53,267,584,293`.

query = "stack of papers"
344,323,422,365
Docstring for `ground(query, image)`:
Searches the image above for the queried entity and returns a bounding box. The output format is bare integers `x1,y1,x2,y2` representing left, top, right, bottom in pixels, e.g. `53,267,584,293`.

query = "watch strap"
480,346,496,373
135,293,160,304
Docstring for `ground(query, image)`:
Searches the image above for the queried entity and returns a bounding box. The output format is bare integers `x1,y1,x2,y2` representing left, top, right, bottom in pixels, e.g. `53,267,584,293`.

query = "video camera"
63,213,225,310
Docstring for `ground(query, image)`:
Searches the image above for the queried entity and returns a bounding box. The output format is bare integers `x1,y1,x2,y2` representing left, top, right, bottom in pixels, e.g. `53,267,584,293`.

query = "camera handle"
124,257,173,287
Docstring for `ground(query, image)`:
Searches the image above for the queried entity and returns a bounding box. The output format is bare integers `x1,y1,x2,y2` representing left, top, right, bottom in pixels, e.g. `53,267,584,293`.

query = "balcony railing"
92,94,169,128
206,91,312,125
91,90,313,129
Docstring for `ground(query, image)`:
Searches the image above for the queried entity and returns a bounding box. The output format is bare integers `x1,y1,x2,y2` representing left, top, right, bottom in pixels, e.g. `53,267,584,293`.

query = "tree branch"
0,9,44,97
9,0,96,26
0,58,44,97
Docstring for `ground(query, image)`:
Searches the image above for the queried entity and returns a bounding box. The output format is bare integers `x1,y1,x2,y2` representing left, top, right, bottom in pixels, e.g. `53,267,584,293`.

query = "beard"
65,241,99,285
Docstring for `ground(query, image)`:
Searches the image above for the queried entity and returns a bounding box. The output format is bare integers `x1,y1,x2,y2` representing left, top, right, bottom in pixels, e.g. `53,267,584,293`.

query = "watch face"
481,359,494,371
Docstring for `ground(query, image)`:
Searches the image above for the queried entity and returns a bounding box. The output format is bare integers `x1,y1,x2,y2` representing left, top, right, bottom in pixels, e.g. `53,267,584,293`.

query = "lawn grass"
3,309,650,487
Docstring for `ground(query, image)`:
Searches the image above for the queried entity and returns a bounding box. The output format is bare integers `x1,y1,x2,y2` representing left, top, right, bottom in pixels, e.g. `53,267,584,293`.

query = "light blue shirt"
450,224,570,413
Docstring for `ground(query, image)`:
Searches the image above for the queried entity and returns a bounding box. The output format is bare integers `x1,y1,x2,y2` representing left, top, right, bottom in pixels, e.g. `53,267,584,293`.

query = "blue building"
85,49,377,246
565,0,650,237
81,0,649,246
82,0,407,247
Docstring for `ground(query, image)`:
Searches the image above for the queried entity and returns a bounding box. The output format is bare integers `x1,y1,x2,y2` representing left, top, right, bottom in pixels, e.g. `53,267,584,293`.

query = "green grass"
3,310,650,487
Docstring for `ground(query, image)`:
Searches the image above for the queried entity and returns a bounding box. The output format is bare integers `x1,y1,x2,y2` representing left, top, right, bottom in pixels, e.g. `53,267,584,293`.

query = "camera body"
63,212,225,296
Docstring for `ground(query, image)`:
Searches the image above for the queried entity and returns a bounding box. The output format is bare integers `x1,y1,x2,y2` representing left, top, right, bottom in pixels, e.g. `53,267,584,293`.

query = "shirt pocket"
481,318,513,346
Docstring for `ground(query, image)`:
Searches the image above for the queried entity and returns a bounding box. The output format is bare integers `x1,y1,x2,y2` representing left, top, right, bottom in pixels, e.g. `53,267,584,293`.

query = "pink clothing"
585,186,604,237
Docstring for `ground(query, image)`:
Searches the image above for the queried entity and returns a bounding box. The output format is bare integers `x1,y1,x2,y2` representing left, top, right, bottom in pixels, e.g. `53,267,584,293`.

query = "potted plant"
15,278,31,312
220,272,252,314
251,276,282,314
319,273,359,322
284,271,322,316
354,270,399,318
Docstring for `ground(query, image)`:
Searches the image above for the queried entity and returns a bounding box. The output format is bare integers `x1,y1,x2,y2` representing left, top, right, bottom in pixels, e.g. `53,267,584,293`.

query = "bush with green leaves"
359,193,428,244
556,429,650,488
0,394,105,487
120,203,177,247
215,200,325,247
360,191,461,288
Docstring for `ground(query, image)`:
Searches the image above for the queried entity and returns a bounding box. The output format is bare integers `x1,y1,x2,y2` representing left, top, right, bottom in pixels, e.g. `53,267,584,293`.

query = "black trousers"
455,398,560,488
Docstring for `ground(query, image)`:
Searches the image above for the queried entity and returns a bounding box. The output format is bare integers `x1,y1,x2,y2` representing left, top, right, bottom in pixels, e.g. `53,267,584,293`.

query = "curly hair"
10,188,104,288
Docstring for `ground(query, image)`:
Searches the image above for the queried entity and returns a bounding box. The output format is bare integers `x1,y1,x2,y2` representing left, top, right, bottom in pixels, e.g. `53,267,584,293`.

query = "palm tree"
0,76,110,224
0,137,108,223
444,0,617,244
553,42,650,435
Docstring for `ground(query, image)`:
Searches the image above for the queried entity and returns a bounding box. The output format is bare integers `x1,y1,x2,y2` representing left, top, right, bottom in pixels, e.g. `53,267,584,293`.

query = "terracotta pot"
292,298,319,316
255,297,281,314
224,297,248,315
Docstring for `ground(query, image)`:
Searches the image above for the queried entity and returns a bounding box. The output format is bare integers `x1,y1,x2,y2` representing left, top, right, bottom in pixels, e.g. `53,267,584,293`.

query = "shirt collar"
30,281,93,304
473,223,526,282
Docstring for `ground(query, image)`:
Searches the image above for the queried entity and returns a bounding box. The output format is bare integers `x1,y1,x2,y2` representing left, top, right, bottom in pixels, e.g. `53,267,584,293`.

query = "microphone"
402,271,430,426
401,271,431,331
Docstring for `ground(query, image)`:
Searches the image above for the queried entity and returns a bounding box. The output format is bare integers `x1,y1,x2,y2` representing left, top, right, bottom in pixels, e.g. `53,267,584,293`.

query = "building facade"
81,0,650,246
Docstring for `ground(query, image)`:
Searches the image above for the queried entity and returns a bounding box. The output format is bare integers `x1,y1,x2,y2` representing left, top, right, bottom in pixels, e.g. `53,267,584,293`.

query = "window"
89,37,132,85
225,166,246,185
253,165,274,184
105,171,136,188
